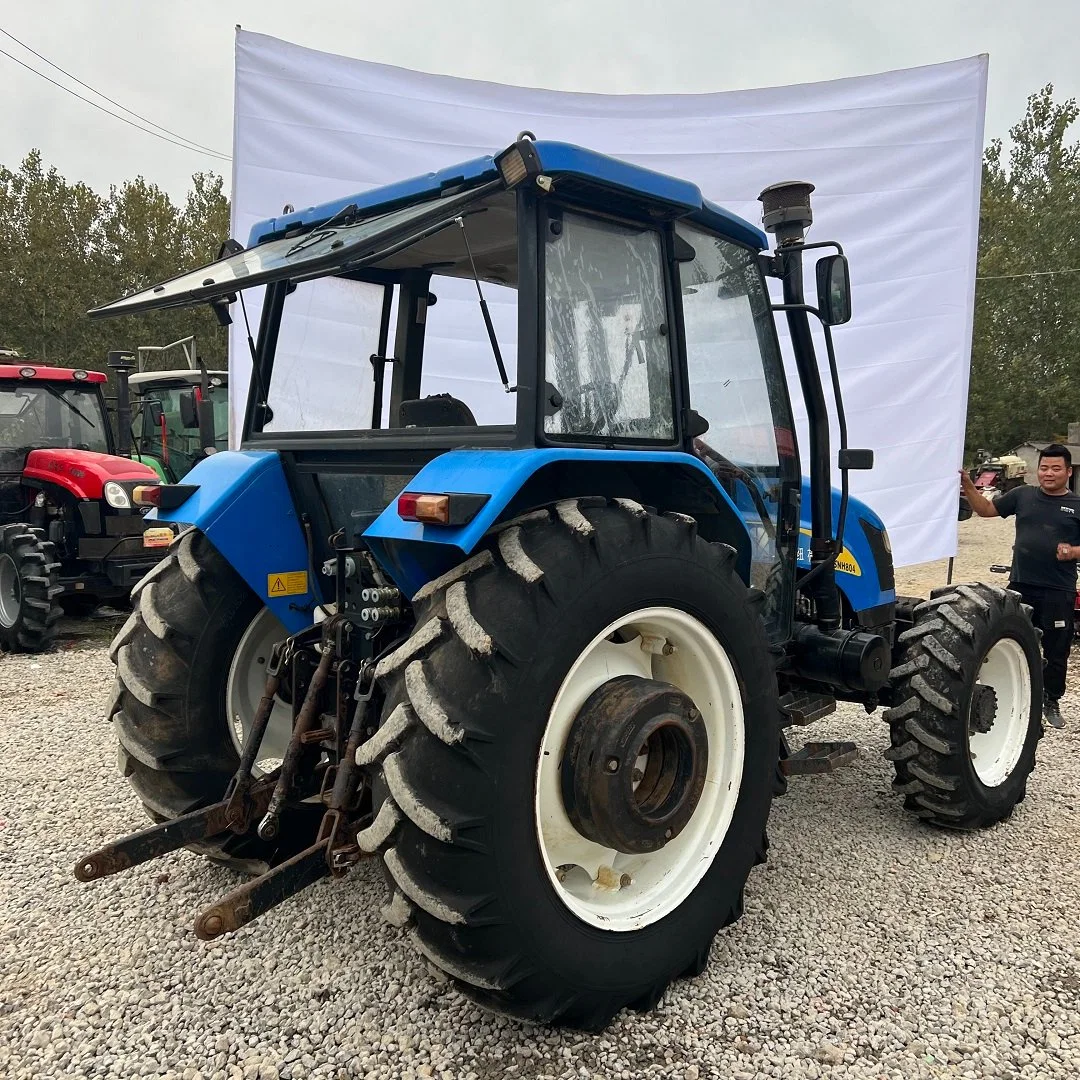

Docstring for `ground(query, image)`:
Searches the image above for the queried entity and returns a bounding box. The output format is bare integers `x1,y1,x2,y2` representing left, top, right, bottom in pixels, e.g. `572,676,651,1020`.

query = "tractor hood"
23,448,159,501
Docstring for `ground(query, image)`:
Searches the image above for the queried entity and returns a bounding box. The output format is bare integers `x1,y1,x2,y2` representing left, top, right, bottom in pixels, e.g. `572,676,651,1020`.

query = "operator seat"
399,394,477,427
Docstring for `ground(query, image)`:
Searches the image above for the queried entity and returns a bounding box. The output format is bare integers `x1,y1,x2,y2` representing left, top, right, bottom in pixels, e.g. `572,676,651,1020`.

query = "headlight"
103,481,131,509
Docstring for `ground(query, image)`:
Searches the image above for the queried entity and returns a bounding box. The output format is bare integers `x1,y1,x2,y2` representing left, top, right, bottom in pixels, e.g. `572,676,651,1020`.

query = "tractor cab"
78,138,1042,1030
0,363,112,474
91,140,892,653
0,362,166,647
123,368,229,483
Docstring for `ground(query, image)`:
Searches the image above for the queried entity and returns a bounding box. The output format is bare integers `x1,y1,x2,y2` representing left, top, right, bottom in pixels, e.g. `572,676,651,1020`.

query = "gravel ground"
2,519,1079,1080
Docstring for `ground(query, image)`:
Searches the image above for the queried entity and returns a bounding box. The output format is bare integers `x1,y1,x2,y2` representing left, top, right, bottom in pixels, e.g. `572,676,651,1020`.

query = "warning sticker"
267,571,308,597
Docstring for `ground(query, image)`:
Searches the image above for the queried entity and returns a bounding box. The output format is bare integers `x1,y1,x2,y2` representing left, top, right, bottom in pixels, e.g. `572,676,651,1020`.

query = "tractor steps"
779,691,837,726
781,741,858,776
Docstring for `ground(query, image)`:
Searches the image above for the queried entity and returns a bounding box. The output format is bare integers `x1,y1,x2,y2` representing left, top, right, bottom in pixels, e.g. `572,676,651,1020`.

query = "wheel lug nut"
620,873,632,888
605,757,619,773
688,707,700,721
632,768,644,783
664,828,674,840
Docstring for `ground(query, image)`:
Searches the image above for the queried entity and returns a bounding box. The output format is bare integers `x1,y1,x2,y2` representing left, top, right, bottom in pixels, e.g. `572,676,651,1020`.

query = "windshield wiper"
43,385,97,428
285,203,361,257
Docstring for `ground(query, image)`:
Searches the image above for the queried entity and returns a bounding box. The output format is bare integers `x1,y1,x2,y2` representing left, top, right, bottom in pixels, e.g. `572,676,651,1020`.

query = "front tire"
884,582,1042,828
0,523,62,652
357,499,780,1028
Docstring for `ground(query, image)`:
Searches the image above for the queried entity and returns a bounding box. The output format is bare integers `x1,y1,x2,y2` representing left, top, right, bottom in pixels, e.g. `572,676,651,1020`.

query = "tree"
0,152,230,377
968,85,1080,455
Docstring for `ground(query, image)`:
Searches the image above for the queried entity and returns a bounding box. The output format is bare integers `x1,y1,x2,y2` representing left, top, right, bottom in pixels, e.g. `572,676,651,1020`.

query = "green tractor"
76,138,1043,1029
110,337,228,483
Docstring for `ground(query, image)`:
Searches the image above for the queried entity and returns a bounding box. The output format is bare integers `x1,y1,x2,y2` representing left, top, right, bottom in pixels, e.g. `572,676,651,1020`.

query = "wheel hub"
969,683,998,735
561,674,709,854
0,553,21,630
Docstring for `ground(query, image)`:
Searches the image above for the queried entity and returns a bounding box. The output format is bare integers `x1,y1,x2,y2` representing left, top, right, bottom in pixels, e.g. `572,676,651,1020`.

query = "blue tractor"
76,138,1043,1029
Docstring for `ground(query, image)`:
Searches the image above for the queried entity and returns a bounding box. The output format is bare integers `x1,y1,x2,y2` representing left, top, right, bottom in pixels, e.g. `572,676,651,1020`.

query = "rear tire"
884,582,1042,829
0,523,62,652
357,499,780,1028
108,529,310,871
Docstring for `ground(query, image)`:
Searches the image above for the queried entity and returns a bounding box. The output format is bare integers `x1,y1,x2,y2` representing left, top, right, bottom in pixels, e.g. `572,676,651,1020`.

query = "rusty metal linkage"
194,838,331,940
74,778,277,882
257,621,339,841
316,664,376,874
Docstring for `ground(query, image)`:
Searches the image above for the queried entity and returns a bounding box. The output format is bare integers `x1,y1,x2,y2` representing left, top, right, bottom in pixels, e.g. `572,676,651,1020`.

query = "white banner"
231,30,987,567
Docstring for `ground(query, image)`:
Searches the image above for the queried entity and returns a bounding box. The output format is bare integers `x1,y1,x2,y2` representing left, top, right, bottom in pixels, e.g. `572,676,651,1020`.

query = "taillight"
133,484,198,510
396,491,489,526
398,492,450,524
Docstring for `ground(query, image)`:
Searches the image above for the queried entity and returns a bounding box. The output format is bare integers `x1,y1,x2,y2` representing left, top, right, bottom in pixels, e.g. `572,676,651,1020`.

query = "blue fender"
151,451,316,634
364,447,752,598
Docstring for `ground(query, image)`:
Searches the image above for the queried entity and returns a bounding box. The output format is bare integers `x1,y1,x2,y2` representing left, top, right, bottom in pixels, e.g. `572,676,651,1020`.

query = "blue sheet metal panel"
529,142,701,210
246,141,768,253
694,199,768,251
247,155,500,245
530,143,768,249
151,450,316,633
794,480,895,613
363,447,751,597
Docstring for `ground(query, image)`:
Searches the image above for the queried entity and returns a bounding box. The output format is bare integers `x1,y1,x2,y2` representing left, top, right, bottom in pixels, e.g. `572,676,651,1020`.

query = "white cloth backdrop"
230,29,987,567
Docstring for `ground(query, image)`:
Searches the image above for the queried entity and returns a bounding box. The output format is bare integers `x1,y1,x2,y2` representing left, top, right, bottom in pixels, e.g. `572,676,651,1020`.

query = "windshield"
676,223,799,639
135,385,229,476
0,382,110,454
248,188,519,437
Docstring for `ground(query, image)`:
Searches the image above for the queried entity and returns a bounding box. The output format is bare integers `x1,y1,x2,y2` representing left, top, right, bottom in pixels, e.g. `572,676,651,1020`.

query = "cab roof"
248,140,768,252
128,369,228,388
0,364,106,384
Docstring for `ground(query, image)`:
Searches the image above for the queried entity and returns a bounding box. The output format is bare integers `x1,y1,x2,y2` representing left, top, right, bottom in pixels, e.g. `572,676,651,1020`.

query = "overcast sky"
1,0,1077,203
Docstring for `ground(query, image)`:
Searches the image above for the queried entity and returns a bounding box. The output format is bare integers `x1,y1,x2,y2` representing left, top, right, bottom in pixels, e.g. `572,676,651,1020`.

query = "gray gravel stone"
2,551,1079,1079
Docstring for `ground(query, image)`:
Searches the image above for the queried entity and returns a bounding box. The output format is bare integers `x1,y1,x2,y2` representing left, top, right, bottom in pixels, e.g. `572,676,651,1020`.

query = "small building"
1009,424,1080,494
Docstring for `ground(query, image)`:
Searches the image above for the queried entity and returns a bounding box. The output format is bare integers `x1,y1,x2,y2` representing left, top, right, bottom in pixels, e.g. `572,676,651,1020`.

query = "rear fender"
364,448,753,599
152,451,315,633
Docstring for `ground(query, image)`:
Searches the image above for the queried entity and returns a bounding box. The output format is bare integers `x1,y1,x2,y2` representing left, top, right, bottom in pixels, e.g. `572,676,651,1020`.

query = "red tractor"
0,360,170,651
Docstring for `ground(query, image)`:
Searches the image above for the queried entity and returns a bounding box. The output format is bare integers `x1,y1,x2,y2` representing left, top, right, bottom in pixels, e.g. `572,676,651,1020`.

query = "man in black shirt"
961,443,1080,727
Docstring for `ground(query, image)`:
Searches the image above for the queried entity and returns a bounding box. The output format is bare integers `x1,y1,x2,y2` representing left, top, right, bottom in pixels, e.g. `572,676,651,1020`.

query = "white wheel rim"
535,606,745,931
0,553,20,629
969,637,1031,787
226,607,292,774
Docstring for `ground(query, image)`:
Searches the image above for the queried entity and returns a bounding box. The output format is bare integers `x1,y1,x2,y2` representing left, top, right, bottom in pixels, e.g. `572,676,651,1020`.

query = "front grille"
859,518,895,592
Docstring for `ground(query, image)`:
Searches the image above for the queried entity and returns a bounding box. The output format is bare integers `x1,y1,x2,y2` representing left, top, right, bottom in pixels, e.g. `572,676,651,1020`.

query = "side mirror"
816,254,851,326
178,390,200,430
145,400,165,428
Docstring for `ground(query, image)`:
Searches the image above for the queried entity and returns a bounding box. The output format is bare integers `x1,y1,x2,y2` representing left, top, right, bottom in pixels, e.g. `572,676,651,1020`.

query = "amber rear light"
133,484,198,510
397,493,450,524
396,491,490,527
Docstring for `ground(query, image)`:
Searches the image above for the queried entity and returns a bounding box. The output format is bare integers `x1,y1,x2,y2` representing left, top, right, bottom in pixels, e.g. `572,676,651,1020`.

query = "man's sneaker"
1044,698,1065,729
